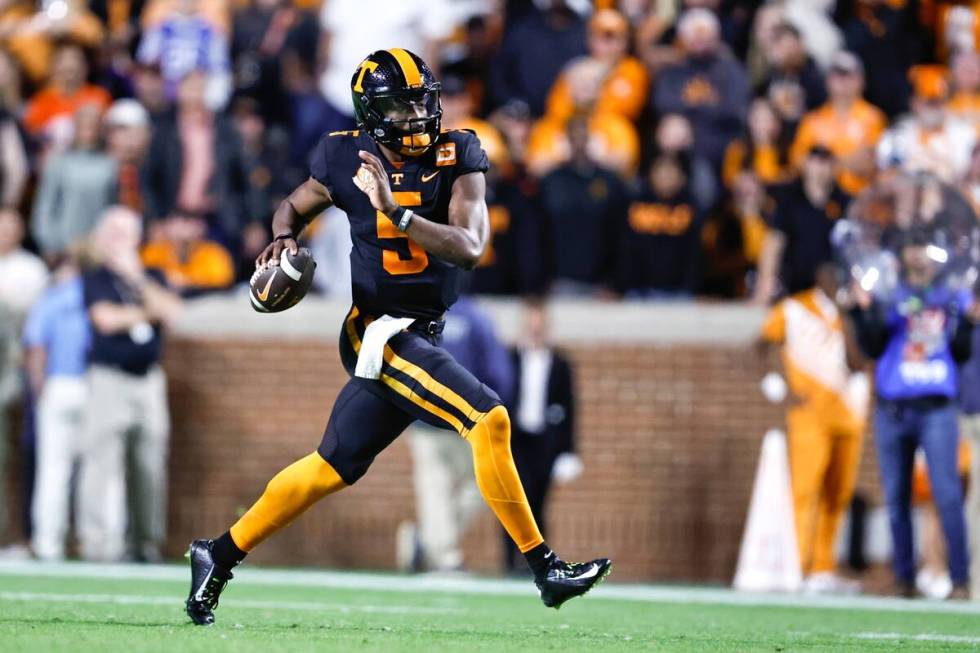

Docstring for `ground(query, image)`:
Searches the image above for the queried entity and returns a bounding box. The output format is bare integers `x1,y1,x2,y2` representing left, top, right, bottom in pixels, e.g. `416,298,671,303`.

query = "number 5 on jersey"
377,191,429,275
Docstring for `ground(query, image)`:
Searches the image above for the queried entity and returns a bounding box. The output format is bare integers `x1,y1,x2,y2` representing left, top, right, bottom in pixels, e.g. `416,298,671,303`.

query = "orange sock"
229,452,346,552
465,405,544,552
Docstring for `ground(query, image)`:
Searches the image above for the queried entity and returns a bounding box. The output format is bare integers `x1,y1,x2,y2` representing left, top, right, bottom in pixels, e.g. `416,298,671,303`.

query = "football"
249,247,317,313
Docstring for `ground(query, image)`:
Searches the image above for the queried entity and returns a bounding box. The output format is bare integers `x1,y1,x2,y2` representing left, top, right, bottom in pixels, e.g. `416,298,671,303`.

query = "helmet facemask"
360,85,442,156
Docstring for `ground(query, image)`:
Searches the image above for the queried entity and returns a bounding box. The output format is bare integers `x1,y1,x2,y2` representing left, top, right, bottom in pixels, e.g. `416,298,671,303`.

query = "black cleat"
185,539,234,626
535,555,612,609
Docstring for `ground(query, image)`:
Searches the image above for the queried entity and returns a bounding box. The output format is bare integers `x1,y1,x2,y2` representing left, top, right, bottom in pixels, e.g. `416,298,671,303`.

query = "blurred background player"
398,294,513,573
503,299,580,574
79,206,182,562
759,263,869,594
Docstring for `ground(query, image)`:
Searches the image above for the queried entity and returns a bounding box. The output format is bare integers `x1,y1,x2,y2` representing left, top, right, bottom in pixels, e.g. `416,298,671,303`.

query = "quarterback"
185,48,611,625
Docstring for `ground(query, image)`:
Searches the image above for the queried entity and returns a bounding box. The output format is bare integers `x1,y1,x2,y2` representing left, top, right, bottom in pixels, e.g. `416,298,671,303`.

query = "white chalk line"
0,591,461,615
2,560,980,615
852,631,980,645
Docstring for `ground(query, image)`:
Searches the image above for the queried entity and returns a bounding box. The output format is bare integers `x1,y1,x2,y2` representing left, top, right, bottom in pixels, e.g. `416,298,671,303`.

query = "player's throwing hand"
256,234,298,269
354,150,397,216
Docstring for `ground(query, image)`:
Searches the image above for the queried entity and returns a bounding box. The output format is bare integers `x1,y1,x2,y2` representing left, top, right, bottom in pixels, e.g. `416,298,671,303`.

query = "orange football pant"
787,407,864,575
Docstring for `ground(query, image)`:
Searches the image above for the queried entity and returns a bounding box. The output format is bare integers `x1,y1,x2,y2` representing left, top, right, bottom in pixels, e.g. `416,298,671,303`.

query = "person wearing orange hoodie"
544,8,648,124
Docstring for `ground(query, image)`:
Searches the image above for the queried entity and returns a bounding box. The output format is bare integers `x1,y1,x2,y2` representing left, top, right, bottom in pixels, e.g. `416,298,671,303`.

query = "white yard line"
853,632,980,645
2,560,980,615
0,591,460,615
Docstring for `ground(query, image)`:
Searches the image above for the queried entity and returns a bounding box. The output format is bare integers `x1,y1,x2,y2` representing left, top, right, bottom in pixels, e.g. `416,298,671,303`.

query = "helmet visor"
375,89,441,133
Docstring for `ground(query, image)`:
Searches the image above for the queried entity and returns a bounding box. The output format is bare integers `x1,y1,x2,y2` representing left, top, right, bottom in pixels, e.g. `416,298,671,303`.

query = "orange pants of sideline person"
787,406,864,575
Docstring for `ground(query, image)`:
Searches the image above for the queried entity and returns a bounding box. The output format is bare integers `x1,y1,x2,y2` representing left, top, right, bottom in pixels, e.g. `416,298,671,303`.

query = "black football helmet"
351,48,442,157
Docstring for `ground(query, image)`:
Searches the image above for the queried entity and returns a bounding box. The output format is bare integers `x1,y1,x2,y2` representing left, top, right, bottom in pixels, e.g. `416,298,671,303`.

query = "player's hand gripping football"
353,150,397,216
256,233,298,269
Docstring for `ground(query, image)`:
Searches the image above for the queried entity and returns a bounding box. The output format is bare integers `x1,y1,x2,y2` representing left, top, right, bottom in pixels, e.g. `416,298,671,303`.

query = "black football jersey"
310,129,489,321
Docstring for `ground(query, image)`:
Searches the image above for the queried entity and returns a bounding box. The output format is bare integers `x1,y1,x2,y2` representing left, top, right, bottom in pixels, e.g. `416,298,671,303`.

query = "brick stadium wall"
160,318,882,584
2,299,883,583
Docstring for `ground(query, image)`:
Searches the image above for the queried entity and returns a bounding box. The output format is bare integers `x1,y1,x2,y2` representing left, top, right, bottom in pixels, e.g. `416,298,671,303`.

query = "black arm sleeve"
849,303,890,360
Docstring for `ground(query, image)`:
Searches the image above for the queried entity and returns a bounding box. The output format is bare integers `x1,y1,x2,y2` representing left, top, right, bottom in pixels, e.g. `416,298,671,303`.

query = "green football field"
1,561,978,652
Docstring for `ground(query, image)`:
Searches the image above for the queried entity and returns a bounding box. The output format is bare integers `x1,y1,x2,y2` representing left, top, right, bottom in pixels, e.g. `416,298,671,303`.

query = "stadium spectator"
722,98,791,190
947,51,980,125
488,0,587,116
650,8,749,168
441,77,540,295
141,70,253,243
614,154,701,299
231,0,318,127
0,0,103,85
537,116,627,296
759,263,869,594
318,0,456,132
790,51,886,196
0,208,48,549
526,57,639,178
140,209,235,296
105,99,152,213
700,170,770,298
0,51,28,209
229,96,292,281
31,104,117,261
440,12,502,116
503,299,580,573
849,229,976,599
136,0,232,110
78,206,181,563
441,75,510,174
398,295,513,573
280,47,332,169
877,65,976,184
756,21,827,123
132,63,172,121
24,252,90,561
755,145,848,304
652,112,718,212
23,42,112,147
839,0,921,119
544,9,649,124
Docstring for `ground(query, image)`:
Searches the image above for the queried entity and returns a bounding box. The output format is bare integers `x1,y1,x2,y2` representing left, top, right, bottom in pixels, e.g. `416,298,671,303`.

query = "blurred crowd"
1,0,980,302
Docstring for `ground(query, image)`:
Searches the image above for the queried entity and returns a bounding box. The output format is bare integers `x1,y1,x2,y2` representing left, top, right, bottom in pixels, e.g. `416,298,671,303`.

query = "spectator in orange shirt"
141,209,234,296
947,51,980,126
0,0,103,85
790,51,886,195
526,58,639,178
722,97,792,189
23,42,112,145
545,8,649,124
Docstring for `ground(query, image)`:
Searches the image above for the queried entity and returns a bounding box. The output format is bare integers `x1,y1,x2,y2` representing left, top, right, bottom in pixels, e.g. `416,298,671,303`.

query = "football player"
185,49,611,625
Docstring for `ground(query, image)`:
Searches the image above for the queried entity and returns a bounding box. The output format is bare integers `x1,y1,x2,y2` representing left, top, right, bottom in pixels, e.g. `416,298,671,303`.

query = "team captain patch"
436,142,456,167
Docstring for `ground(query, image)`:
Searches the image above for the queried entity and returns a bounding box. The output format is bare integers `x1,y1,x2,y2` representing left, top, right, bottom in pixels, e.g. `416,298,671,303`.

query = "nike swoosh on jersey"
421,171,440,182
256,270,277,302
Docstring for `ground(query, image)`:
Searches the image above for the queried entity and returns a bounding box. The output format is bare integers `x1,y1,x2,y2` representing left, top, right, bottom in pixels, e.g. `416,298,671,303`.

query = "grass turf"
1,564,978,652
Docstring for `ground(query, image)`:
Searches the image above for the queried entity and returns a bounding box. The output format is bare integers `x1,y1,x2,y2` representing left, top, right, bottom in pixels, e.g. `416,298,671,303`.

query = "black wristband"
389,205,407,225
273,233,295,242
